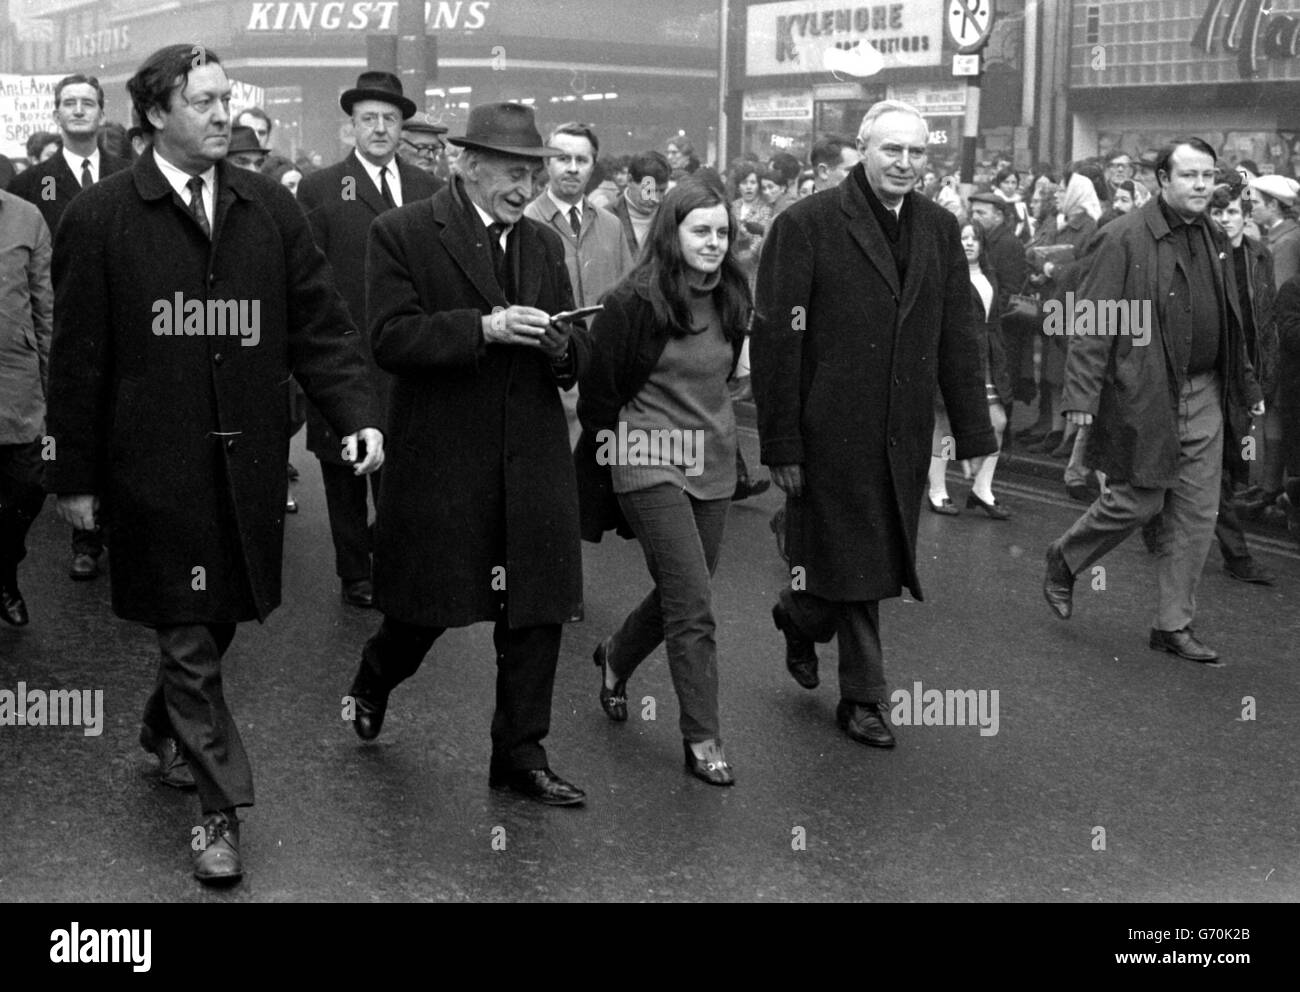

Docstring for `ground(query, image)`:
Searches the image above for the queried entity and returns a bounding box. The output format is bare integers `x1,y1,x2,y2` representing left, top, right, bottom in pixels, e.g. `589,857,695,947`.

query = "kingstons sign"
244,1,491,32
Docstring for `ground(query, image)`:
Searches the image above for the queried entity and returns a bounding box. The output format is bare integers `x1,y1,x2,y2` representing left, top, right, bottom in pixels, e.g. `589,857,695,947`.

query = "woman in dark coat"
927,219,1012,517
576,177,749,786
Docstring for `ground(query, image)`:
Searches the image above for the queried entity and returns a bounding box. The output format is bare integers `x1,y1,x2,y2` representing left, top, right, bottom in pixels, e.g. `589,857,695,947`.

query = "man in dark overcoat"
297,70,441,608
349,102,591,806
1044,138,1264,663
7,72,129,581
752,100,996,749
43,45,382,884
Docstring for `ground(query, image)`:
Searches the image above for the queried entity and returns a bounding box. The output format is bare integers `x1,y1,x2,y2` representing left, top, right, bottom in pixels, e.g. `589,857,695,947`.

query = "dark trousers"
610,484,730,742
72,525,104,558
142,622,251,813
778,588,887,705
1057,372,1223,632
320,463,381,581
354,615,561,772
0,439,45,580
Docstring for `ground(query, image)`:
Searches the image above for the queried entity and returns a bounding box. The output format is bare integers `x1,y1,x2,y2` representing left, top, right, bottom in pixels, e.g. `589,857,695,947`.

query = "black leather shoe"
1065,481,1093,503
350,688,388,741
1149,627,1221,664
139,724,196,790
836,700,896,748
683,740,735,786
69,553,99,581
966,491,1011,520
593,638,628,722
927,496,960,515
732,477,771,501
1043,542,1075,620
193,810,242,884
1224,558,1274,585
489,767,586,806
772,602,819,688
0,580,29,626
341,579,374,608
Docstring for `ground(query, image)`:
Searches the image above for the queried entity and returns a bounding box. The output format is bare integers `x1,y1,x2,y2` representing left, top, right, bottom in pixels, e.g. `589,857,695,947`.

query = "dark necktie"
186,175,211,240
80,158,92,189
489,222,509,293
379,165,396,209
568,205,581,238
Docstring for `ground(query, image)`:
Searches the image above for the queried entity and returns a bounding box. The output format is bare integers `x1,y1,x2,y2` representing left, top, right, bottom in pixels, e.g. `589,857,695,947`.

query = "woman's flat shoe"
593,638,628,722
927,497,959,515
966,491,1011,520
683,740,735,786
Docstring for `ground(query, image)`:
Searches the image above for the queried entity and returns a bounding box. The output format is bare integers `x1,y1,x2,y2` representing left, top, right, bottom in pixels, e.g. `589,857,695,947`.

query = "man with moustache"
7,73,129,582
350,102,590,806
752,100,996,748
44,44,382,884
297,72,441,607
525,122,632,448
1043,138,1265,663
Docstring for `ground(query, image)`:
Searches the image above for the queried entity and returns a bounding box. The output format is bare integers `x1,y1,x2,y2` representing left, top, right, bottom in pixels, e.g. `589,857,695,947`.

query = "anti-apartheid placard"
0,74,63,161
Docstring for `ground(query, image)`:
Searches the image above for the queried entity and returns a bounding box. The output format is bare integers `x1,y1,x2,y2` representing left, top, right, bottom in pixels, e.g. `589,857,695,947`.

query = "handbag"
1002,292,1040,322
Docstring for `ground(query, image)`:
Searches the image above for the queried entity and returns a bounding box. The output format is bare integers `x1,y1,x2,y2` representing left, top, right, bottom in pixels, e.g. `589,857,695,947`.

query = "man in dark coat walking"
752,100,996,749
297,70,442,608
349,102,591,806
7,72,129,582
1043,138,1265,663
44,45,382,884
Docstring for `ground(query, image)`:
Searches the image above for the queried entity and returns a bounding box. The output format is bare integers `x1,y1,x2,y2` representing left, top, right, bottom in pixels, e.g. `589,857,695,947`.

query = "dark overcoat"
1267,273,1300,479
44,148,376,624
6,150,129,236
751,173,997,602
367,177,588,629
297,153,441,465
1062,197,1263,488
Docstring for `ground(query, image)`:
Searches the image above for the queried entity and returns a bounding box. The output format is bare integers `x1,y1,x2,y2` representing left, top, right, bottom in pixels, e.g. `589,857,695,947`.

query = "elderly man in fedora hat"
225,124,269,171
348,102,591,806
400,115,449,176
297,71,442,609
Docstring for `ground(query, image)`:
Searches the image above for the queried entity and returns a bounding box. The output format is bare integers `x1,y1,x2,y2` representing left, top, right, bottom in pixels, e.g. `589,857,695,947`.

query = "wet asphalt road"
2,425,1298,903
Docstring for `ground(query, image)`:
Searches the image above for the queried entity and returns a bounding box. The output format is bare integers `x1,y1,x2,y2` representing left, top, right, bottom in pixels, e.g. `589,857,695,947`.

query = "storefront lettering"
774,5,912,63
64,25,131,61
1193,0,1300,78
245,1,490,32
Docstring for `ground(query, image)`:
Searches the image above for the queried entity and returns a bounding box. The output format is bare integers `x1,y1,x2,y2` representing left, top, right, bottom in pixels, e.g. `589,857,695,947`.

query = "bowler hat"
448,102,561,159
228,125,269,155
340,70,417,120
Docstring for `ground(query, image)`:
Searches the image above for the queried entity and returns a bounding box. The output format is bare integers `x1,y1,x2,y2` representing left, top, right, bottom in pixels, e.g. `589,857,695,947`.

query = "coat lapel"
897,194,927,323
437,179,508,308
516,220,544,307
52,155,82,202
840,179,900,298
345,153,388,218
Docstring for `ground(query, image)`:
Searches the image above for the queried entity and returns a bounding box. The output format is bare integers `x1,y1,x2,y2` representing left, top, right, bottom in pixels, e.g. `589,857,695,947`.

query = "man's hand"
539,316,575,361
1064,410,1093,427
771,464,804,498
57,494,97,531
341,428,385,475
1251,399,1266,417
482,306,554,349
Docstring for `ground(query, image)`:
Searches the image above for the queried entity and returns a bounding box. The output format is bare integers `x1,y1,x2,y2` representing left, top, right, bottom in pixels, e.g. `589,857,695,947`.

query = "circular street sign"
947,0,995,54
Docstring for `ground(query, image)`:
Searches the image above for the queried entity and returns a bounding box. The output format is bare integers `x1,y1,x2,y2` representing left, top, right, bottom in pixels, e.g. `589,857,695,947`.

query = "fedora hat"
227,125,270,155
340,70,417,120
448,102,561,159
402,117,449,136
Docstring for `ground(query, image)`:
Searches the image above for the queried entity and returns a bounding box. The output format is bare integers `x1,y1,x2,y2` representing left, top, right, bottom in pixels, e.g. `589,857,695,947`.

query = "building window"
1085,5,1100,46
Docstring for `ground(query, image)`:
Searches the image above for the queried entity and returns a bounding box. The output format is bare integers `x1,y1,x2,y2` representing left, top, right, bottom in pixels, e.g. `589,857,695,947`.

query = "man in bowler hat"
298,71,442,608
349,102,591,806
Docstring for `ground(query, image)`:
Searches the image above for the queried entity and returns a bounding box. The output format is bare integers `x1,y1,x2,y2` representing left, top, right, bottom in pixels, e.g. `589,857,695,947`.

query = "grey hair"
857,100,929,145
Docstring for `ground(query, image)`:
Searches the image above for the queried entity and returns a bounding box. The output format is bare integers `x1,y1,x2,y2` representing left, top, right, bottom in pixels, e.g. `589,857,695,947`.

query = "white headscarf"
1058,171,1102,224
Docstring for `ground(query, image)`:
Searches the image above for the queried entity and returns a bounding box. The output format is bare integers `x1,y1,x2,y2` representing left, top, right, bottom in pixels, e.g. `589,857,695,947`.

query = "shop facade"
4,0,720,164
1069,0,1300,177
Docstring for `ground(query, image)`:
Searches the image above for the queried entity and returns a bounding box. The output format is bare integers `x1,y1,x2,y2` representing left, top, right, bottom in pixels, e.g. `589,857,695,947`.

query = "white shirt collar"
353,149,401,206
547,187,582,221
470,200,510,250
153,148,215,199
62,145,100,181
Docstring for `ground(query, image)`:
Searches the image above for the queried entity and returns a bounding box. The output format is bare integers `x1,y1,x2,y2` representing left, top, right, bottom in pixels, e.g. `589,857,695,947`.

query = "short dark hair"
55,73,105,111
810,134,851,171
993,167,1019,188
629,150,670,185
769,152,801,184
26,131,60,159
548,121,599,158
1153,137,1217,186
236,105,272,135
958,215,988,268
128,44,224,136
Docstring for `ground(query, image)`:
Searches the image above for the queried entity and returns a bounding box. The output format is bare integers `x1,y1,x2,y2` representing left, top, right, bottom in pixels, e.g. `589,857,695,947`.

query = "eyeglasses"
357,112,400,128
401,138,442,156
